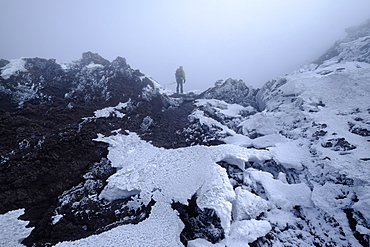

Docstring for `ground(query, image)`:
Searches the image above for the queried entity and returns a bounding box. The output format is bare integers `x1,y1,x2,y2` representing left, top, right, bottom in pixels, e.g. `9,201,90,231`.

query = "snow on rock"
56,202,184,247
353,186,370,224
232,187,269,221
188,238,225,247
200,78,257,108
268,140,308,170
0,209,33,246
226,219,272,246
95,132,237,231
56,132,275,246
237,60,370,246
315,19,370,65
85,63,104,70
186,98,258,147
92,101,130,119
312,182,355,215
0,58,27,79
247,169,313,210
195,164,235,233
190,57,369,245
195,99,249,118
56,38,370,246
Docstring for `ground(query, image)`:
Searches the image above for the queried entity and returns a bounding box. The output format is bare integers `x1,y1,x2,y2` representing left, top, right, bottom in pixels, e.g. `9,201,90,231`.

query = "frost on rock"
227,219,272,246
188,47,370,245
14,82,43,107
51,157,157,237
247,169,312,210
83,131,320,246
68,62,112,102
141,84,157,101
56,132,274,246
0,58,27,79
140,116,153,132
92,101,130,119
232,187,269,221
200,78,257,108
95,132,237,217
233,60,370,246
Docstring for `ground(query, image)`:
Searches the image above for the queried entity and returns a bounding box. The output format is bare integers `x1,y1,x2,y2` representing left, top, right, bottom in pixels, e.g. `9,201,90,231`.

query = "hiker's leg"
180,80,183,93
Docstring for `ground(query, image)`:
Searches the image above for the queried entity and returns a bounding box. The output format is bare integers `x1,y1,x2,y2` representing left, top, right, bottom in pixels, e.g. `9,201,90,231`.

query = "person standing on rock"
175,66,186,94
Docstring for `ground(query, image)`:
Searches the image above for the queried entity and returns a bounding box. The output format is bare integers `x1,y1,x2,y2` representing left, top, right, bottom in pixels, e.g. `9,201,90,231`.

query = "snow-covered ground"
1,60,370,246
54,132,275,246
55,61,370,246
1,30,370,246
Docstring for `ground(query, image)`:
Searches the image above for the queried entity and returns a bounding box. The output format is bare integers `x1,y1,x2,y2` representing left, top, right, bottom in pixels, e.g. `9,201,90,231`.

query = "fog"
1,0,370,91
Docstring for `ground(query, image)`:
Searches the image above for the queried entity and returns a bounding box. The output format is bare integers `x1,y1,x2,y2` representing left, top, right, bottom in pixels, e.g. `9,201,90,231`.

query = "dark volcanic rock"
0,52,195,246
25,158,155,246
79,51,111,66
172,194,225,246
322,138,357,152
0,58,9,68
200,78,257,108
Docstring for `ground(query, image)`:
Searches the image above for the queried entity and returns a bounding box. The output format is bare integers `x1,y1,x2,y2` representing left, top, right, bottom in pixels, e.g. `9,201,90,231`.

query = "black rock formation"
0,52,197,246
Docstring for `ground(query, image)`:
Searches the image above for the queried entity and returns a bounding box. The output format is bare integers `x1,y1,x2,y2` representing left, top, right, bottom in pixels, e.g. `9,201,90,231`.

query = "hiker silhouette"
175,66,186,94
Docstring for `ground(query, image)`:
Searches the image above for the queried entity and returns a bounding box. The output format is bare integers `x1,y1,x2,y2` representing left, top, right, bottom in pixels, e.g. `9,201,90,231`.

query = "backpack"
176,68,183,78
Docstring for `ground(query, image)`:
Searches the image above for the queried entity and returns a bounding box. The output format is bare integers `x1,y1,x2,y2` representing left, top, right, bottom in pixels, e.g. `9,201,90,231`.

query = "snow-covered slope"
242,60,370,246
55,22,370,246
315,19,370,65
1,20,370,247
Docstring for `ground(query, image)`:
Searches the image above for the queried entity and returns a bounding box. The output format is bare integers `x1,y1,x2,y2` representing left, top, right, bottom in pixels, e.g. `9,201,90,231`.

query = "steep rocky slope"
314,19,370,65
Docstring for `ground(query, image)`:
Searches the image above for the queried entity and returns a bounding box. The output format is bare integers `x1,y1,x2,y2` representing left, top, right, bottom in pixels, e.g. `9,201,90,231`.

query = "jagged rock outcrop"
0,59,9,68
200,78,257,108
256,20,370,113
315,19,370,65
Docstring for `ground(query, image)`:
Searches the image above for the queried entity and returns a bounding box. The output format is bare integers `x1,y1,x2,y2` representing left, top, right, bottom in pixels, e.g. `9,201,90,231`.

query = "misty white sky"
1,0,370,91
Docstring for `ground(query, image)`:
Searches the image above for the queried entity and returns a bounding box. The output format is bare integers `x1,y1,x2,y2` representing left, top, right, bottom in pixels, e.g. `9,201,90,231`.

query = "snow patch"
56,202,184,247
195,99,246,118
90,100,130,119
56,60,71,71
0,209,33,246
0,58,27,79
86,63,104,70
227,219,272,246
268,140,307,170
247,169,313,209
51,214,64,225
233,187,269,221
190,109,236,136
